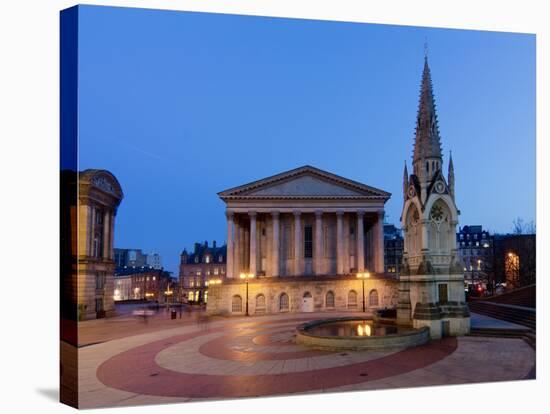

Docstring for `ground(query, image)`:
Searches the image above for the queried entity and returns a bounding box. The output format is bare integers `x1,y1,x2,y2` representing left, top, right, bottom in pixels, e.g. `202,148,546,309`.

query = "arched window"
428,199,451,252
369,289,379,307
405,204,421,255
232,295,242,313
303,291,312,298
426,161,429,173
348,290,358,309
255,294,266,314
279,293,289,312
326,291,335,308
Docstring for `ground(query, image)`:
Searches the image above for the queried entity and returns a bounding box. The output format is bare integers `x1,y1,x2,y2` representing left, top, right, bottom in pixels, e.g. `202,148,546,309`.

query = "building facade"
76,170,123,320
114,266,174,302
179,241,227,303
206,165,397,315
113,274,132,301
146,252,163,269
398,55,470,338
114,248,148,268
456,225,493,290
384,224,404,275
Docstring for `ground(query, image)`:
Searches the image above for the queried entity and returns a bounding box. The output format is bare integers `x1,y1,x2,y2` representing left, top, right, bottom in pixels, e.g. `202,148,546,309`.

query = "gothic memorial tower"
398,54,470,338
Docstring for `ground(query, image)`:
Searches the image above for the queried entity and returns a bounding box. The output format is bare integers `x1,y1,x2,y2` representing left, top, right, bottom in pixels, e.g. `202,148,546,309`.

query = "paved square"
72,311,535,408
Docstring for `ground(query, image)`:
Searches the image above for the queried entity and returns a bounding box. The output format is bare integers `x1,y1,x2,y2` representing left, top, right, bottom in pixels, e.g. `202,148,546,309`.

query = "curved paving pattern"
97,316,458,398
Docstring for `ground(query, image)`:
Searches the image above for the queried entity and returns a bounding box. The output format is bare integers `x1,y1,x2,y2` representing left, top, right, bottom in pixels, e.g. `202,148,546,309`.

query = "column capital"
293,210,302,218
336,210,345,217
356,210,366,217
271,210,280,218
226,211,234,219
377,210,385,219
248,211,257,218
315,210,323,218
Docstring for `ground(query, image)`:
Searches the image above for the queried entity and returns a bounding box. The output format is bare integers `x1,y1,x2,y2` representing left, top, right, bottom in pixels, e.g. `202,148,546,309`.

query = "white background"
0,1,547,413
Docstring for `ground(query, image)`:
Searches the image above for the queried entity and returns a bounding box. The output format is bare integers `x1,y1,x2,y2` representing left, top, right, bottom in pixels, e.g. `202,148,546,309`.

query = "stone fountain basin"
295,317,429,351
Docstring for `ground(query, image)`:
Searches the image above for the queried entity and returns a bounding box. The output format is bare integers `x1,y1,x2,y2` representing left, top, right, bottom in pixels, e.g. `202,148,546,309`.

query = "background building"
146,252,163,269
456,225,493,291
113,274,132,301
114,248,148,268
384,224,403,275
114,266,175,303
180,241,227,303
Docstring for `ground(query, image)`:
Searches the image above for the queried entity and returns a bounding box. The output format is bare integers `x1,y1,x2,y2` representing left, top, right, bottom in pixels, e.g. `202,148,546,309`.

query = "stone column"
356,211,365,273
249,212,257,276
226,211,234,278
315,210,323,275
90,206,96,256
293,211,302,276
237,219,244,275
375,211,385,273
109,210,116,260
102,210,111,259
271,211,280,277
336,210,344,275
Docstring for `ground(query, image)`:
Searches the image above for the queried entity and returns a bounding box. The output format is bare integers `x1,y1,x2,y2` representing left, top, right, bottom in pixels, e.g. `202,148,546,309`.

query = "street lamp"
240,273,255,316
356,272,370,312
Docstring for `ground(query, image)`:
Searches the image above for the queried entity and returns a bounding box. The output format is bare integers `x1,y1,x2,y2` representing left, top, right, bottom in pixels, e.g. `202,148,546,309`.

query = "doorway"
301,292,314,312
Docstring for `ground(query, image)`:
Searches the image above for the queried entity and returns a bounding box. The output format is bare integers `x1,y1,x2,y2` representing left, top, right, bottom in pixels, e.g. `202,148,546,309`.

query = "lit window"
194,257,199,263
219,255,223,263
205,256,210,264
214,268,219,275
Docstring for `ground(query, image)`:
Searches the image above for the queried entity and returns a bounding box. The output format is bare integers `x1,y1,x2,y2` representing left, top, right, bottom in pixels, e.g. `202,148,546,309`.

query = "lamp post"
240,273,255,316
356,272,370,312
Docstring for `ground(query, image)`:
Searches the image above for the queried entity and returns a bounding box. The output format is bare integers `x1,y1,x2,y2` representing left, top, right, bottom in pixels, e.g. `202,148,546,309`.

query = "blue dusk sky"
76,5,536,274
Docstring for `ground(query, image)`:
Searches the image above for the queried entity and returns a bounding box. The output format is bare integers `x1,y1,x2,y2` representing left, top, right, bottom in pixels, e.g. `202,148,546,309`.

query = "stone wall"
206,276,398,316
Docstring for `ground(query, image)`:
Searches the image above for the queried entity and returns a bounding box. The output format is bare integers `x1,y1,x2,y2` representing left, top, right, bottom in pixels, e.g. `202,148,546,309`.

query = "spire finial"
424,37,429,60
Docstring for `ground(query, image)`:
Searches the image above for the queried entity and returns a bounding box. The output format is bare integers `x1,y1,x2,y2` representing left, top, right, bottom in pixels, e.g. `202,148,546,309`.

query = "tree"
512,217,536,235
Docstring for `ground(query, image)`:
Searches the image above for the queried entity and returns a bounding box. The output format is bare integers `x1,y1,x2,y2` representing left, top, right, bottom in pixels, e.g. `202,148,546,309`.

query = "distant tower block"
399,55,470,338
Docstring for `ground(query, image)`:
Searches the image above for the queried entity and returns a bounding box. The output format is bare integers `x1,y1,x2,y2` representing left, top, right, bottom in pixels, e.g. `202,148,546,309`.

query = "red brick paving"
96,317,457,398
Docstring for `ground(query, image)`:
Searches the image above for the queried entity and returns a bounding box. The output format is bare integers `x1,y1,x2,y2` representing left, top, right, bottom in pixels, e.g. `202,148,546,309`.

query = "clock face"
435,181,446,194
407,185,416,198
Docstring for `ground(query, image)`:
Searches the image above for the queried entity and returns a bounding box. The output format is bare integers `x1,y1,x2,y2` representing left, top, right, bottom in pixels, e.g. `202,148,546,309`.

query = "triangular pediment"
218,165,390,199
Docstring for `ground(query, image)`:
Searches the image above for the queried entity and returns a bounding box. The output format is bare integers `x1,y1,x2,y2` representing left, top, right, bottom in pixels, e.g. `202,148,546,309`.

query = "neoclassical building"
206,166,398,315
76,170,123,320
398,55,470,338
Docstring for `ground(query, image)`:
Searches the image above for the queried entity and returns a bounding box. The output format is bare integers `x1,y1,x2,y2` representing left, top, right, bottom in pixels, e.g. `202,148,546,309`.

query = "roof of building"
218,165,391,200
181,241,227,264
114,266,171,277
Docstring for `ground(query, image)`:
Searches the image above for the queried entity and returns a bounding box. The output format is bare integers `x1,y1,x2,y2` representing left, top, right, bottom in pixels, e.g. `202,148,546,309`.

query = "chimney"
213,240,217,248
